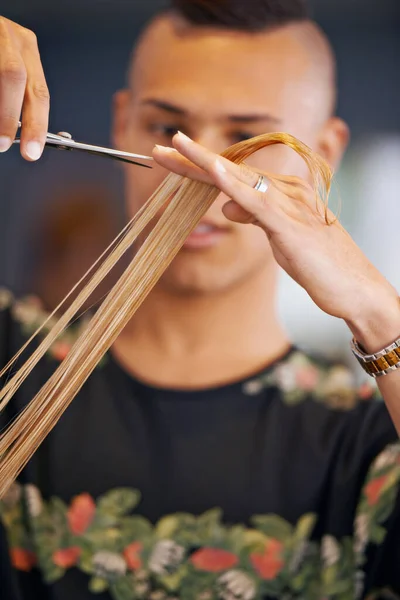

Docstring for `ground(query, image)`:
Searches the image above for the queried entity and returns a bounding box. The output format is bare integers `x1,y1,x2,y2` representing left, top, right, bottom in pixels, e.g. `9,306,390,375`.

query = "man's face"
113,17,345,295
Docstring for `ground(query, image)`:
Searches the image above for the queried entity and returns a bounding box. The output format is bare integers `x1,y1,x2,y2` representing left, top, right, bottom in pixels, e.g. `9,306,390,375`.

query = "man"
0,1,400,599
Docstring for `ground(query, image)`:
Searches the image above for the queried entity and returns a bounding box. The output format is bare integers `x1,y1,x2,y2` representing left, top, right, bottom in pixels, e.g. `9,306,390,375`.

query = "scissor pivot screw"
57,131,73,139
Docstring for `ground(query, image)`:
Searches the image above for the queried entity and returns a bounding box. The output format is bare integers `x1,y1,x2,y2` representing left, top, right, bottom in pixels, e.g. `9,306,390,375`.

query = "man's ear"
112,89,131,150
316,117,350,171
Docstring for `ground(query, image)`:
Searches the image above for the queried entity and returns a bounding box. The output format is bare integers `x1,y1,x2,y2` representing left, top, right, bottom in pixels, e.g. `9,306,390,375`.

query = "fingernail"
25,141,42,161
176,131,192,143
215,159,227,174
155,145,178,152
0,136,12,153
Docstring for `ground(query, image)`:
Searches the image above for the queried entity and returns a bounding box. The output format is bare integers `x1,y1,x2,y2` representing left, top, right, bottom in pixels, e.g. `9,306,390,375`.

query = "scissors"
13,121,153,168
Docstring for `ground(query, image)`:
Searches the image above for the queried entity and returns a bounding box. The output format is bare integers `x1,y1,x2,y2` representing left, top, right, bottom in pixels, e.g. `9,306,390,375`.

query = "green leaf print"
293,514,317,543
110,575,136,600
251,514,293,541
97,489,141,517
42,560,66,584
119,515,153,545
369,524,387,545
89,576,110,594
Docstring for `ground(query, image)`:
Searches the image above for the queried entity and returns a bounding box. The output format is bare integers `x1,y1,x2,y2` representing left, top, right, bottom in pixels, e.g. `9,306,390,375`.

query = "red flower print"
296,366,319,390
53,546,81,568
124,542,143,570
10,548,36,572
51,341,72,362
190,548,238,572
365,475,389,506
251,539,284,580
67,493,96,535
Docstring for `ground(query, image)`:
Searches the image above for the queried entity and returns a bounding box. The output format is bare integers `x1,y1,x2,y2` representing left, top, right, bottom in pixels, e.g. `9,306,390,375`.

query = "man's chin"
158,265,236,297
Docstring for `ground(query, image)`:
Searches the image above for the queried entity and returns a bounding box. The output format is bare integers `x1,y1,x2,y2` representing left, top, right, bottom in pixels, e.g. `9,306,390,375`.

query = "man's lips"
183,221,229,249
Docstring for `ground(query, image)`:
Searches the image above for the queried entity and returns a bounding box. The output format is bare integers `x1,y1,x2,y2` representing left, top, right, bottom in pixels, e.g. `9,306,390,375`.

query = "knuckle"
0,118,19,141
23,28,37,45
258,191,272,209
1,59,27,85
0,114,19,130
292,176,312,193
27,118,47,134
295,187,311,203
0,16,10,34
31,82,50,103
238,162,256,183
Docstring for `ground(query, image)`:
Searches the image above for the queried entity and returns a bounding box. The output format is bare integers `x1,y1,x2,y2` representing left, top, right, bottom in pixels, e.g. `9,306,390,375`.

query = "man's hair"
170,0,311,31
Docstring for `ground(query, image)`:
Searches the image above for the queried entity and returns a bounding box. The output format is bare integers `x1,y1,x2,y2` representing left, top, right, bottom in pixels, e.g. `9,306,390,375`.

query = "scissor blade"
15,122,153,167
41,140,151,168
45,137,153,165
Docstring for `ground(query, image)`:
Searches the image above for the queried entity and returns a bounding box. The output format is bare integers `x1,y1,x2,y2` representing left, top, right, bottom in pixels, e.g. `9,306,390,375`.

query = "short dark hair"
170,0,311,31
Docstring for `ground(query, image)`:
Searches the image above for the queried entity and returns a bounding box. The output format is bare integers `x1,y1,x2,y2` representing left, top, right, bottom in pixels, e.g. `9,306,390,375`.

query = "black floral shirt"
0,288,400,600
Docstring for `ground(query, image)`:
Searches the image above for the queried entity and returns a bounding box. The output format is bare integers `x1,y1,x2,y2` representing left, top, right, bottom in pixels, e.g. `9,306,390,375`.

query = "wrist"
346,289,400,354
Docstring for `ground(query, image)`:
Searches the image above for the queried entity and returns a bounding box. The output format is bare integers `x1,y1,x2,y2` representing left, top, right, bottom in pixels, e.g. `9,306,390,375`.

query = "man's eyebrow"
140,99,187,115
227,113,281,124
140,98,281,123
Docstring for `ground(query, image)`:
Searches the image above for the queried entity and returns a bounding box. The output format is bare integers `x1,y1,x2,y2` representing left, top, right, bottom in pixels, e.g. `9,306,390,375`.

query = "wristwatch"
351,336,400,377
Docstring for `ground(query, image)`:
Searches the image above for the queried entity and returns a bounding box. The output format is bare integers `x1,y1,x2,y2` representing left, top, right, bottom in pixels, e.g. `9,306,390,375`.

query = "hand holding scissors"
0,17,152,168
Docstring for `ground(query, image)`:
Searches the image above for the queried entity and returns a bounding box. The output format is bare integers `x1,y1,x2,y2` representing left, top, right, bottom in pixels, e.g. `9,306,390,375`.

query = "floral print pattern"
1,287,376,405
1,442,400,600
0,287,105,366
243,351,378,410
0,289,394,599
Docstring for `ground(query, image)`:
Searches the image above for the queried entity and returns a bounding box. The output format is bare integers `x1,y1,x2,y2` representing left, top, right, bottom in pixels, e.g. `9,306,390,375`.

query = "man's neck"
112,267,290,389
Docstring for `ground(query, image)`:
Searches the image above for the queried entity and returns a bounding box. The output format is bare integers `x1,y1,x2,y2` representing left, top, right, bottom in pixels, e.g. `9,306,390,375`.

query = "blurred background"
0,0,399,369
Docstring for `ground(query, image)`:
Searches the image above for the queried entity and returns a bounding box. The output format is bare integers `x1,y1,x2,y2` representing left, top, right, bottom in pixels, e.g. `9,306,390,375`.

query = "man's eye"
230,132,254,144
149,124,181,138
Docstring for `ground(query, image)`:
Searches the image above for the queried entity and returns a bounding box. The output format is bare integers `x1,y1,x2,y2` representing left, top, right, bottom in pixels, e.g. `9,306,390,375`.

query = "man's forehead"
128,14,335,119
131,15,309,80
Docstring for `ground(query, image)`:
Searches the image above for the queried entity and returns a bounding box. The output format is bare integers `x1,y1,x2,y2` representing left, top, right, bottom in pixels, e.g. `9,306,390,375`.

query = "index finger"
19,33,50,161
153,144,212,184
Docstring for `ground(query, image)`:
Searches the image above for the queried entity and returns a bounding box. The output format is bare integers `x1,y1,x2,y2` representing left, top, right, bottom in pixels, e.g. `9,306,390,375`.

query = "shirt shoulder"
243,348,382,411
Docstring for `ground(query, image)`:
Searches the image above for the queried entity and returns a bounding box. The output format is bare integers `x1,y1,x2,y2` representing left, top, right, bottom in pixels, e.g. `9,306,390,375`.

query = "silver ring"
253,174,268,193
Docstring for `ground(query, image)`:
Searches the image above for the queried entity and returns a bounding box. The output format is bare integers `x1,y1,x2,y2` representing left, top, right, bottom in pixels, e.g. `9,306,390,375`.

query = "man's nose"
191,130,227,156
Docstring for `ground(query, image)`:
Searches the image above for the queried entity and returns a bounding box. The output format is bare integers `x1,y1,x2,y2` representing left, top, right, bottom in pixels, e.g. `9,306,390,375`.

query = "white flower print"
133,569,150,597
218,570,256,600
149,592,167,600
242,379,264,396
24,484,43,518
12,298,44,328
354,514,370,558
0,288,13,310
135,581,150,597
274,363,298,393
197,592,213,600
148,540,185,575
2,482,22,508
289,540,309,574
321,535,340,568
354,569,365,599
320,367,354,397
373,444,400,472
92,551,127,579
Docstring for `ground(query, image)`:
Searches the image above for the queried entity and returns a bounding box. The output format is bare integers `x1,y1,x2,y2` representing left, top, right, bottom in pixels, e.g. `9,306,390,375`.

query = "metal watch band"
351,337,400,378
